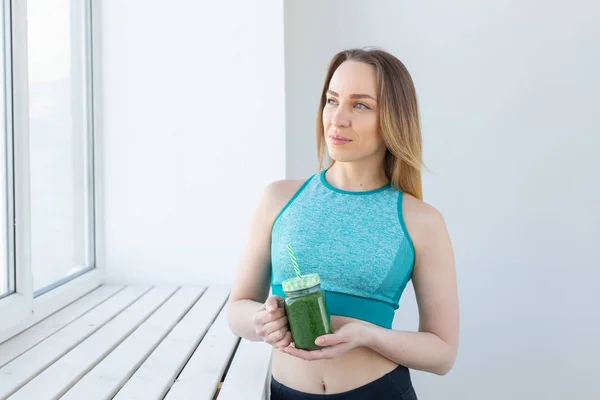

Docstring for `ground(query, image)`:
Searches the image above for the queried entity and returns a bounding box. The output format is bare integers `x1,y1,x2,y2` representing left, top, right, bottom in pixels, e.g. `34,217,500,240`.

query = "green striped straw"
287,244,302,278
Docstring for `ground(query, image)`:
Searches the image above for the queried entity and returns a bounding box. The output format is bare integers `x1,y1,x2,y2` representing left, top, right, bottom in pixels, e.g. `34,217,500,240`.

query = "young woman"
227,48,459,400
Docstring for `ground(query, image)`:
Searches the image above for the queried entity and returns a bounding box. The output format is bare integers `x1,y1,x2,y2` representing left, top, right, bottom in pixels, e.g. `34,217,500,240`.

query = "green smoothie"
282,274,332,351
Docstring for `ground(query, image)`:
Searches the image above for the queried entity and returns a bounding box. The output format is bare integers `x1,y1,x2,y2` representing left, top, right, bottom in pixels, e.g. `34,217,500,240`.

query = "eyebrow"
327,90,376,102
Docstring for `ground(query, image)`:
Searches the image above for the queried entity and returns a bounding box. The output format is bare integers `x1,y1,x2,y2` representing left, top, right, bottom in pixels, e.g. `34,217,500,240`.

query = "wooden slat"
0,286,150,399
217,339,272,400
165,305,240,400
0,269,103,345
10,286,178,400
0,285,123,368
61,286,205,400
113,286,230,400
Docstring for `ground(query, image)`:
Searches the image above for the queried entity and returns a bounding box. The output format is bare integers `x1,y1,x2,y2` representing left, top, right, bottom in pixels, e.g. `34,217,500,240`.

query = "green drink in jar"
282,273,332,351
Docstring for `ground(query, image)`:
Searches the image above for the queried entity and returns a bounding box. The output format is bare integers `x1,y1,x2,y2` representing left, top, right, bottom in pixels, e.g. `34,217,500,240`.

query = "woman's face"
322,61,386,163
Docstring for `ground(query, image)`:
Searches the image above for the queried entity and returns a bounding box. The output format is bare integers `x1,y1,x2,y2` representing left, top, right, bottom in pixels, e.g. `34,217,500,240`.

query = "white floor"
0,285,272,400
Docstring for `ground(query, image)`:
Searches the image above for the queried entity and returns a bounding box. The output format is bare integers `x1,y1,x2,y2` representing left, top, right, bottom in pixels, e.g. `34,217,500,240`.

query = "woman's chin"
328,150,356,163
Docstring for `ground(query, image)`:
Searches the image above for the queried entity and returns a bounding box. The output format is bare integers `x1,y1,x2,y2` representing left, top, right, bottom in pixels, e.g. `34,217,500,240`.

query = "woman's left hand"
282,322,371,361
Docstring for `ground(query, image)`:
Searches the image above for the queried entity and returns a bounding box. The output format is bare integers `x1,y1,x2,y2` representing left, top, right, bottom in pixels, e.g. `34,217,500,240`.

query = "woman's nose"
331,107,351,128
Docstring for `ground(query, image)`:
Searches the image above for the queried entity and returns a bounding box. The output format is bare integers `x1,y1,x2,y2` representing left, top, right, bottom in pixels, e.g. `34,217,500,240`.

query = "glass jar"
282,274,332,351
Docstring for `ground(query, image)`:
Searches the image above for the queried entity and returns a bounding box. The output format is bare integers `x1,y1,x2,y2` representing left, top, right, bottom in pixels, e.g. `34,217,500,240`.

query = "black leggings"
270,365,418,400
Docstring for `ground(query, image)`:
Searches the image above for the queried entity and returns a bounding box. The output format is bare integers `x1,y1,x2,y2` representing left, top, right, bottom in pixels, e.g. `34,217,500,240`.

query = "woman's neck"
325,162,388,192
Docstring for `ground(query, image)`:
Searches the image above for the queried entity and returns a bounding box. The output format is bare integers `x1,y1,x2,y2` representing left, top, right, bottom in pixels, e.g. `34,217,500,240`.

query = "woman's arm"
227,182,279,340
285,198,459,375
365,200,459,374
227,179,305,342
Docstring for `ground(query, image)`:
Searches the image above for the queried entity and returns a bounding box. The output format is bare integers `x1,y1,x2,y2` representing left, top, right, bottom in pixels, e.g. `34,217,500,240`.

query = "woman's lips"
329,135,352,145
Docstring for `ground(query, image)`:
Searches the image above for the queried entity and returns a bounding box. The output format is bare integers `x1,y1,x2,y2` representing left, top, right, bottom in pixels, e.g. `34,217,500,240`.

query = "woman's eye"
326,98,338,105
355,103,370,110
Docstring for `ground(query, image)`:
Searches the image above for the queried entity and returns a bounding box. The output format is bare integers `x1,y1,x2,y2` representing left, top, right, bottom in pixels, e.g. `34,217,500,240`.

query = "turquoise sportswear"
270,170,415,329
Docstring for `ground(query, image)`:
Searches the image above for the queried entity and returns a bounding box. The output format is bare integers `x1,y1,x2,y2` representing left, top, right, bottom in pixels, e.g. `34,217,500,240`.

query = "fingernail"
267,305,275,312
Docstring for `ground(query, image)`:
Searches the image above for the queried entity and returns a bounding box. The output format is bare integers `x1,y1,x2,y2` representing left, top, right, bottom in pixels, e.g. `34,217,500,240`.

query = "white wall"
100,0,285,285
285,1,600,399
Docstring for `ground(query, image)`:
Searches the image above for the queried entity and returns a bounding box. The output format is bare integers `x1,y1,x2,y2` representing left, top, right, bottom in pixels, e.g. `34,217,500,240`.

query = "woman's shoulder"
402,193,444,221
261,177,313,221
264,177,311,201
401,193,449,246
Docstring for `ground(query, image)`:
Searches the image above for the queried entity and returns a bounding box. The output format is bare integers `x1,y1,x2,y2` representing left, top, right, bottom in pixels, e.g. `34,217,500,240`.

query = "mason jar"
282,273,332,351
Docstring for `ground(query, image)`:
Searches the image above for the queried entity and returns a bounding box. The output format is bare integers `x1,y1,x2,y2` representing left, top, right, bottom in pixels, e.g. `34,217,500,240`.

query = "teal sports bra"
270,170,415,329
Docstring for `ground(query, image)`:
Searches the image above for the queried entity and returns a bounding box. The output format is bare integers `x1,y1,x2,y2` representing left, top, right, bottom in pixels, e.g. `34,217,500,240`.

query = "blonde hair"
316,48,423,200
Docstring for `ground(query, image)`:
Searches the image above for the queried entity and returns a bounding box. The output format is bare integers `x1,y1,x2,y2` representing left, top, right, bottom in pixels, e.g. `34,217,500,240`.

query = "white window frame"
0,0,105,344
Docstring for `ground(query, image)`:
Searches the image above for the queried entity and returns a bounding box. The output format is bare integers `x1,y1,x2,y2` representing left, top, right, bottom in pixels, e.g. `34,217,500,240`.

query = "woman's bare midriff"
271,315,398,394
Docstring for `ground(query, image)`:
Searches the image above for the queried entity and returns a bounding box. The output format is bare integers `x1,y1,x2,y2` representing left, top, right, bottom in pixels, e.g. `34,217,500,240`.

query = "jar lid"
282,273,321,292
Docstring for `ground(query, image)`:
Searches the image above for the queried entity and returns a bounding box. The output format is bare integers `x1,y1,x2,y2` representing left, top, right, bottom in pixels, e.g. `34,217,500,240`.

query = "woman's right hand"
253,295,292,349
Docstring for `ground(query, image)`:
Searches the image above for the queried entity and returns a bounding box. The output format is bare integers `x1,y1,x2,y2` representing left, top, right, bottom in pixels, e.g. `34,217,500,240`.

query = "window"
1,0,14,301
27,0,95,295
0,121,9,297
0,0,100,338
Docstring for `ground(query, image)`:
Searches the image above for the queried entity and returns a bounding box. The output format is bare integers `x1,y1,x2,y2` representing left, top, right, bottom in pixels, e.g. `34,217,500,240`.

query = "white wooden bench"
0,285,273,400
